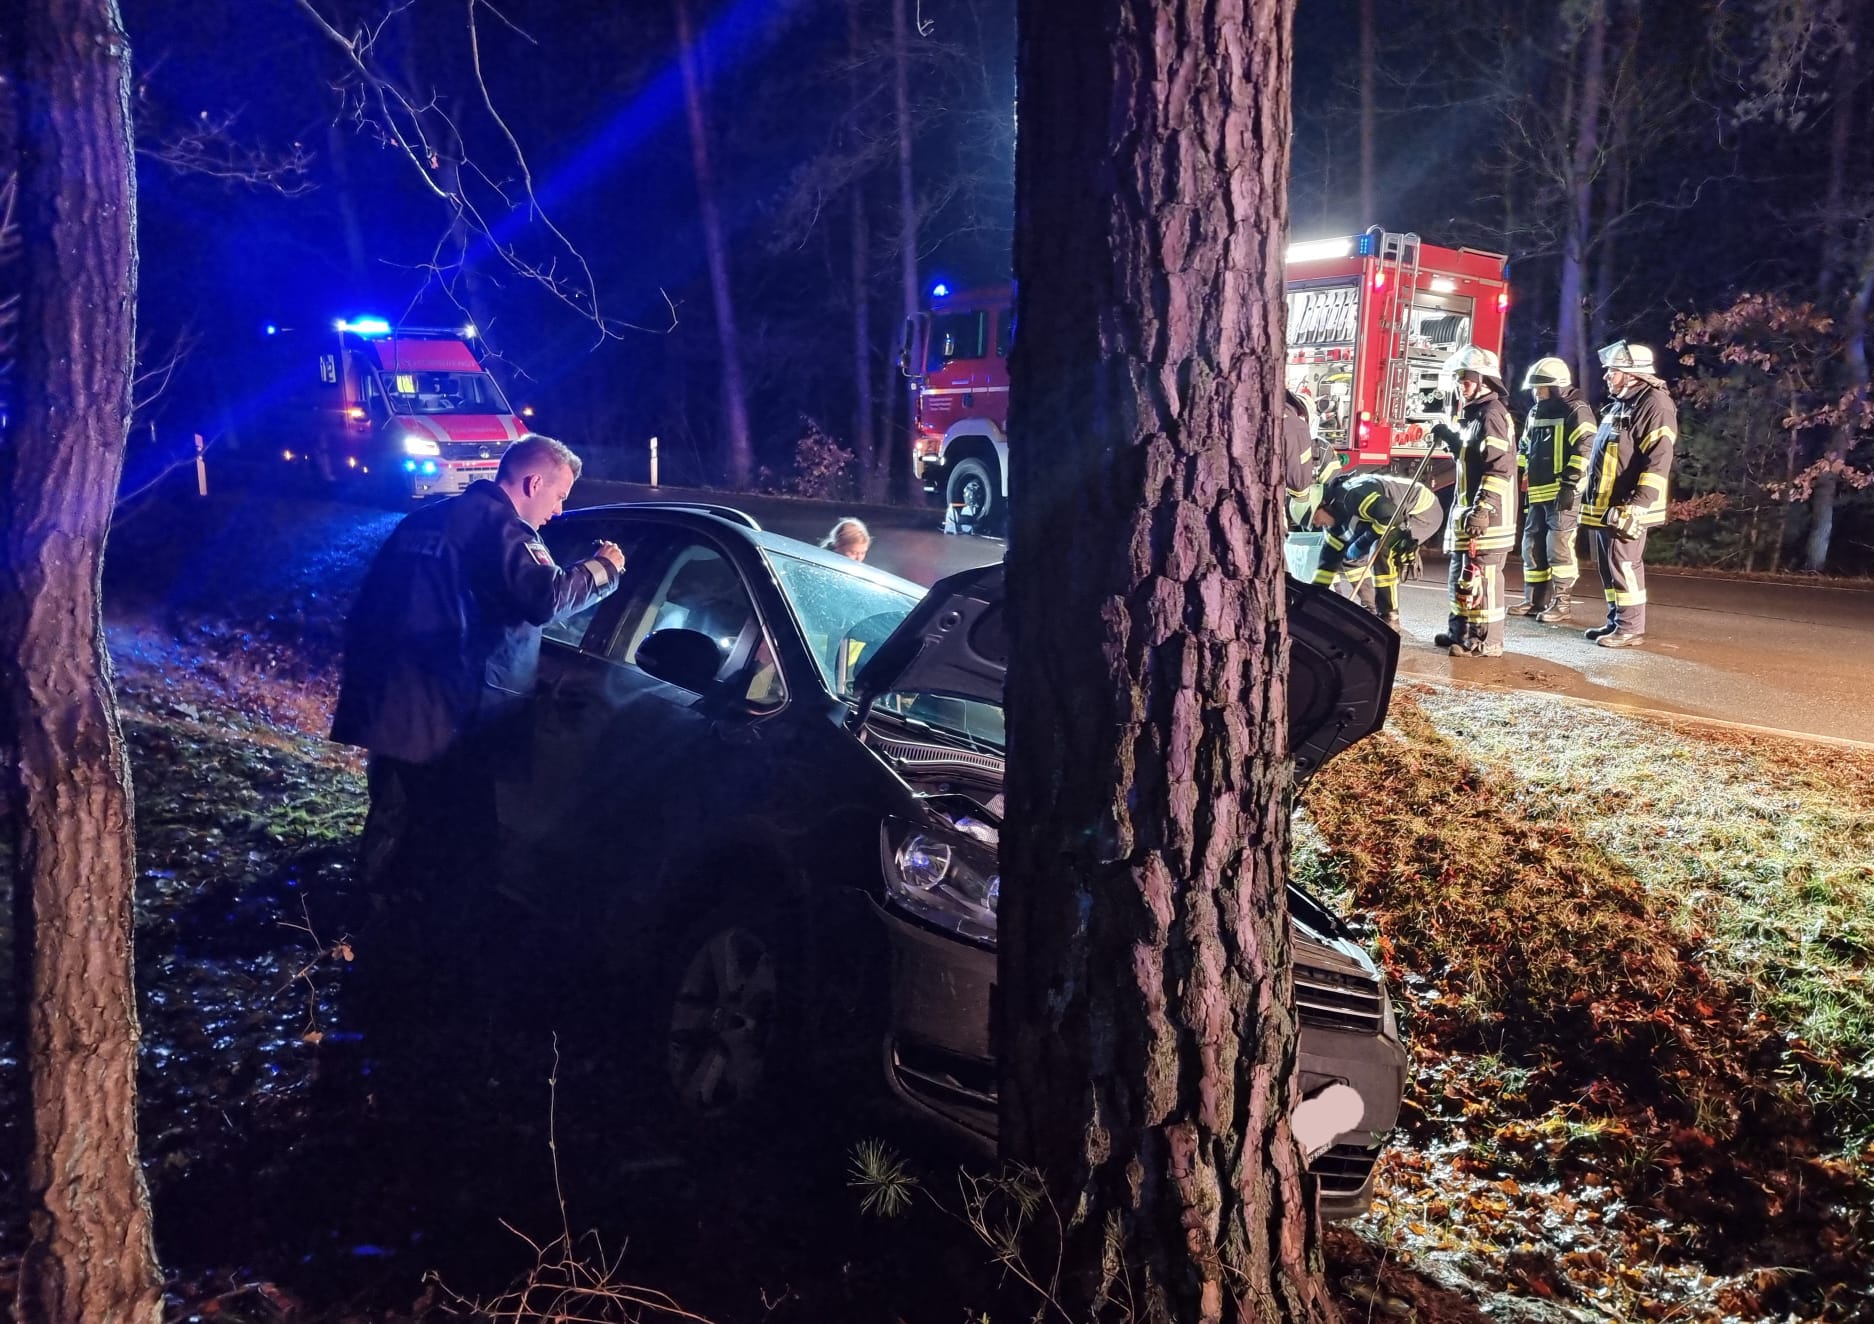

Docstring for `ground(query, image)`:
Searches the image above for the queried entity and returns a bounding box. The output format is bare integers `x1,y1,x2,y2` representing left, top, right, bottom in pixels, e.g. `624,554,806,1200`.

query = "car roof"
559,501,926,597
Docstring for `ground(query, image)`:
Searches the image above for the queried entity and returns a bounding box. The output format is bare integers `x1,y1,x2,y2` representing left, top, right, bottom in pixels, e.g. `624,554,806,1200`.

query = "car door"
499,524,793,930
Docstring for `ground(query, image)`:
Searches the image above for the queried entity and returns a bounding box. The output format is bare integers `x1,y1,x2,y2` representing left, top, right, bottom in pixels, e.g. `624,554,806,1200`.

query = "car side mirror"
636,628,724,694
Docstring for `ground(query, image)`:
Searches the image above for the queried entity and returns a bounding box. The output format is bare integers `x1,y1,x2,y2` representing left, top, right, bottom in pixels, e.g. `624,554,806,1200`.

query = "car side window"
538,521,641,649
608,537,766,692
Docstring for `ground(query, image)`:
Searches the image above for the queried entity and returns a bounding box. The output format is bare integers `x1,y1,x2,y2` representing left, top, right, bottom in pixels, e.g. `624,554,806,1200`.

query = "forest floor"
0,489,1868,1323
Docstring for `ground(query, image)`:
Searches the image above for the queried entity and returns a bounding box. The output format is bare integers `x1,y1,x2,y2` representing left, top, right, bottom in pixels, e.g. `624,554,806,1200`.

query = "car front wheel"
659,908,794,1122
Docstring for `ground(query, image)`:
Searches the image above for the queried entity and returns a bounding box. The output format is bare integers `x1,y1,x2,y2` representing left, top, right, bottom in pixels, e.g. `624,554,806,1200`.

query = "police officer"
1580,341,1677,647
1284,388,1343,529
1429,346,1517,657
1309,469,1443,628
331,433,625,886
1511,357,1597,622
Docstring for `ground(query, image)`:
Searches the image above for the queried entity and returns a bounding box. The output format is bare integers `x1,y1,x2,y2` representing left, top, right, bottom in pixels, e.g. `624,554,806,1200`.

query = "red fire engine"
899,228,1509,532
276,318,531,501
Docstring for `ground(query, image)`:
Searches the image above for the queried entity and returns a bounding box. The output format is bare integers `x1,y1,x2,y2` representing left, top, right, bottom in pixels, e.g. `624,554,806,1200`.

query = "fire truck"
899,228,1509,532
274,317,531,501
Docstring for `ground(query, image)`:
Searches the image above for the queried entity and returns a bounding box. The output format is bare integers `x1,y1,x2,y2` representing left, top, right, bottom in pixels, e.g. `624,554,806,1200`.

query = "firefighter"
1581,340,1677,647
1429,346,1517,657
1511,356,1597,621
1309,469,1443,627
1284,388,1343,528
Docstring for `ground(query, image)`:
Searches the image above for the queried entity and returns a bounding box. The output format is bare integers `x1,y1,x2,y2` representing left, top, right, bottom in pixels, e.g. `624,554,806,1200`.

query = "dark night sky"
116,0,1849,483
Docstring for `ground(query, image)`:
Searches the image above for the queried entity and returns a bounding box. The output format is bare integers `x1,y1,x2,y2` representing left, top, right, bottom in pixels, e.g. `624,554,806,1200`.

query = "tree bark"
1805,246,1874,572
1001,2,1329,1321
849,0,881,502
675,0,754,488
1805,36,1863,572
2,2,164,1321
1555,0,1606,378
891,0,923,501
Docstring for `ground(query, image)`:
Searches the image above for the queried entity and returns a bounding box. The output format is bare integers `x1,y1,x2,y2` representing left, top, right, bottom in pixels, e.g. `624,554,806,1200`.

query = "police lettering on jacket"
1581,381,1677,531
331,479,617,764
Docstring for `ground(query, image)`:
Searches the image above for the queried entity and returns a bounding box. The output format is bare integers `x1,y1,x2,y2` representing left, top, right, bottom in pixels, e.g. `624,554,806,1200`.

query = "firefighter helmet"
1442,345,1502,381
1597,340,1659,376
1522,356,1572,390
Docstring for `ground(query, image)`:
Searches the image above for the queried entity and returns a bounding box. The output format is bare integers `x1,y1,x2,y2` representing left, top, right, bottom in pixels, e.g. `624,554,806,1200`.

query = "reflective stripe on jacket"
1443,390,1518,553
1520,389,1597,504
1580,382,1677,529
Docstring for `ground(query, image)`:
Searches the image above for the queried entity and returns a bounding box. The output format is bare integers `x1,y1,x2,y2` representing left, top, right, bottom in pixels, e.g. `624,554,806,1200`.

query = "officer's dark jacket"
1581,380,1677,530
1443,387,1517,554
330,479,616,764
1519,387,1597,503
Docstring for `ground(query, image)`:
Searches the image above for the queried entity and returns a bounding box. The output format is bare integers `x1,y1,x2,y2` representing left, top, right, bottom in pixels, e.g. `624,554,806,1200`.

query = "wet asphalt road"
575,480,1874,745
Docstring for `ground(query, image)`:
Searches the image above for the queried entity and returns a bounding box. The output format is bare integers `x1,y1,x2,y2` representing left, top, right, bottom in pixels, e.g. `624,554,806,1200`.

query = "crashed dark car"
496,503,1404,1219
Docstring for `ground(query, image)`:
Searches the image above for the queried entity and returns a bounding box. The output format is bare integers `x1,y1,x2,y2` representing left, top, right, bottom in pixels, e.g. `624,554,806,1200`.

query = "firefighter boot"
1585,621,1620,641
1536,592,1574,623
1507,585,1545,617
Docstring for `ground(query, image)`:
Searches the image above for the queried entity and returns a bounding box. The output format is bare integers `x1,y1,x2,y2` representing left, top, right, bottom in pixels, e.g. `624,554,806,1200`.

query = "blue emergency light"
336,317,393,336
930,281,950,298
1356,233,1377,257
264,323,279,336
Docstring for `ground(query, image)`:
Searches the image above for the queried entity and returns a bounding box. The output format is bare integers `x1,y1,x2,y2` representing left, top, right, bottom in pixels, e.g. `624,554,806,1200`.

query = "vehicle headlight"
881,816,999,945
400,432,441,457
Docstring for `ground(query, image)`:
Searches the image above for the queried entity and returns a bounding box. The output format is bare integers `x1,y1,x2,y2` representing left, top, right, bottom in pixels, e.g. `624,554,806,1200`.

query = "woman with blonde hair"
821,517,871,562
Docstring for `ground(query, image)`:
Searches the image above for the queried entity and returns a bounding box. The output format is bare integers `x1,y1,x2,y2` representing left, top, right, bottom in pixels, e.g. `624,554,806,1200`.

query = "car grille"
869,735,1005,779
440,442,507,463
1309,1142,1380,1195
1293,961,1385,1035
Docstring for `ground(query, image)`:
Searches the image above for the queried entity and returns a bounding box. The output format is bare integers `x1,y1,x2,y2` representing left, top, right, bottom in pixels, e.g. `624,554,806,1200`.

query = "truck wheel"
946,457,1000,535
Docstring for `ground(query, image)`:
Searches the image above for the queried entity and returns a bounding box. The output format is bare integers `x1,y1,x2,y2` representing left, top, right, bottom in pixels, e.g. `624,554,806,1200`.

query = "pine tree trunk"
1806,250,1874,572
892,0,923,502
1000,2,1330,1321
1555,0,1605,377
675,0,754,488
1806,40,1864,573
2,3,163,1321
848,0,881,502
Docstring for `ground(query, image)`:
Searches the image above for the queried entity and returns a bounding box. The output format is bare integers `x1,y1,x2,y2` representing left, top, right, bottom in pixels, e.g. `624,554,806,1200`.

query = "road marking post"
194,433,207,497
649,435,659,488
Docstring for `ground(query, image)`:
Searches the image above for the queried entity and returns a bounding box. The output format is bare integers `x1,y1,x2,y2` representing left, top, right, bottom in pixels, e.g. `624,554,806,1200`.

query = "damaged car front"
853,563,1407,1221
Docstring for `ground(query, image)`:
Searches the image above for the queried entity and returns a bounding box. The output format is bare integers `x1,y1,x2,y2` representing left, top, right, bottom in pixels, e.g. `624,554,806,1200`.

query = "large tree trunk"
848,0,881,502
1805,37,1864,573
1806,247,1874,572
1001,2,1329,1321
891,0,922,502
1554,0,1606,378
675,0,754,488
2,2,164,1321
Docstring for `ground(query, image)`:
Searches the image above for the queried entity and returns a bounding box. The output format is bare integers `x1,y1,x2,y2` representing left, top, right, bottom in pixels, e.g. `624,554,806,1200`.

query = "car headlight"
400,432,441,457
881,815,999,945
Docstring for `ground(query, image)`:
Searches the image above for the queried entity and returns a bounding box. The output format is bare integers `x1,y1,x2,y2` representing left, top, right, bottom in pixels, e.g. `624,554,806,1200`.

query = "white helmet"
1522,356,1572,390
1598,340,1659,377
1439,344,1505,395
1286,388,1318,438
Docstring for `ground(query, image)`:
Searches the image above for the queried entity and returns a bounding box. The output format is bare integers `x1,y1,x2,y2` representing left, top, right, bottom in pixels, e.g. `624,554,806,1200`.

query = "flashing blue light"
264,323,279,336
403,459,418,473
930,281,950,298
336,317,393,336
420,461,438,475
1356,233,1377,257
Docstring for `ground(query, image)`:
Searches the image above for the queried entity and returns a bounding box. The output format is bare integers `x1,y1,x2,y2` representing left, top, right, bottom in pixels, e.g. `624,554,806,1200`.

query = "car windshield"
766,552,1006,751
378,370,509,416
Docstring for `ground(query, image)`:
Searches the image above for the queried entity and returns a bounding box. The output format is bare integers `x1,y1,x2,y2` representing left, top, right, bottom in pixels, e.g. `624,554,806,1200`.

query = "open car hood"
856,562,1398,784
